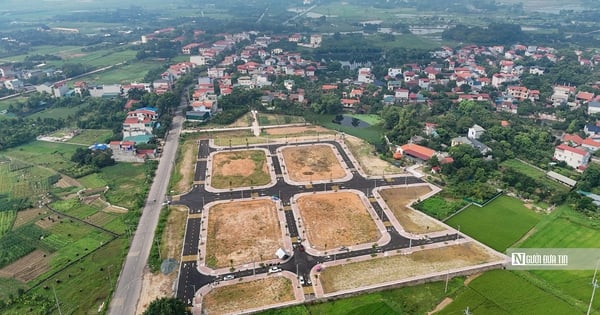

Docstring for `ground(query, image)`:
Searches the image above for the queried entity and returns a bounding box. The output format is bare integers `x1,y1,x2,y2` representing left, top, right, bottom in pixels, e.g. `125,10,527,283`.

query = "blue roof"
585,124,600,133
139,106,158,112
89,143,108,150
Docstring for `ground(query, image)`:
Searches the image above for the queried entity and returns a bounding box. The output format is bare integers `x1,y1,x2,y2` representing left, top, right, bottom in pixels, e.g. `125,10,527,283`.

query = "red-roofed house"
124,99,139,110
553,144,591,169
576,91,595,104
563,134,600,152
340,98,359,109
394,143,436,162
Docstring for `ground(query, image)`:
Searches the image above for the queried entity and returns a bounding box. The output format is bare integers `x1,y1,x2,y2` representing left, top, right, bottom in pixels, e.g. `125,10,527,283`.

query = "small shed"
275,248,289,260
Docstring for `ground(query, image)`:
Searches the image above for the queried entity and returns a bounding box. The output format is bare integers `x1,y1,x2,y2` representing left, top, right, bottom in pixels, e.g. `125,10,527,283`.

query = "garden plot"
295,191,380,250
280,144,346,182
205,199,283,268
210,149,271,189
378,186,446,234
202,277,295,315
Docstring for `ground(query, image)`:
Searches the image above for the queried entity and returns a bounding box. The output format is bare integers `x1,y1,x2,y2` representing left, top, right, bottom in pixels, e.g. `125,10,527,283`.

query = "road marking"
189,213,203,219
182,255,197,262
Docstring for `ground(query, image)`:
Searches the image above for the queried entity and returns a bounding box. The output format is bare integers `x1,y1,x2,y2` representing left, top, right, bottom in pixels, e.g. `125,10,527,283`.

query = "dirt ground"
296,192,379,250
211,150,269,188
379,186,446,234
205,199,283,268
344,135,404,175
174,138,198,194
428,297,454,314
202,277,294,315
319,242,500,293
136,205,188,315
0,250,52,282
13,208,47,228
34,214,61,229
265,125,330,135
281,145,346,182
54,175,82,188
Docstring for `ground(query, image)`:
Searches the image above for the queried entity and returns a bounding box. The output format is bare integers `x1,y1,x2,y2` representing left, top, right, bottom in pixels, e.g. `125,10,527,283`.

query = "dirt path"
464,273,482,286
428,297,453,314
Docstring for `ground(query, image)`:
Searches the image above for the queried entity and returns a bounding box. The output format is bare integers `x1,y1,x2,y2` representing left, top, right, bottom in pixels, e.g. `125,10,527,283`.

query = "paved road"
107,96,186,315
174,139,463,304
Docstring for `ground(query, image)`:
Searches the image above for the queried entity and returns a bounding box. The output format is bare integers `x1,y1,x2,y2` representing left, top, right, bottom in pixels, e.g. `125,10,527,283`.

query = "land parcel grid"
210,149,271,189
280,144,346,182
205,199,284,268
295,191,380,250
319,243,503,294
202,277,295,315
378,185,446,234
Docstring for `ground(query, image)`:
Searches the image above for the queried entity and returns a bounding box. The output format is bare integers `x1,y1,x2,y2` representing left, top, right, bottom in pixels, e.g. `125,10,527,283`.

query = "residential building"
451,136,491,155
357,68,374,84
468,124,485,139
553,144,591,169
589,101,600,115
393,143,436,162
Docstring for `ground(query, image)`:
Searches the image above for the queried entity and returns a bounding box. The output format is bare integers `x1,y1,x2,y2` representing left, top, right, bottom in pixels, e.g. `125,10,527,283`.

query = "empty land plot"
205,199,283,268
319,242,500,293
171,136,198,194
379,186,445,234
13,208,48,228
345,135,403,175
85,211,117,227
266,126,334,138
281,145,346,182
211,150,270,189
296,192,379,250
202,277,295,315
0,250,52,282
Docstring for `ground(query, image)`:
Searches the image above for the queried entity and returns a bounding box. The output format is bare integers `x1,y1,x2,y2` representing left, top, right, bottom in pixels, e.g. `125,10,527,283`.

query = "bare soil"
345,135,403,175
211,150,270,188
102,205,127,213
13,208,47,228
205,199,283,268
0,250,51,282
202,277,294,315
35,214,61,229
319,242,500,293
174,138,197,194
281,145,346,182
379,186,445,234
296,192,379,250
54,175,82,188
136,206,188,315
266,125,329,135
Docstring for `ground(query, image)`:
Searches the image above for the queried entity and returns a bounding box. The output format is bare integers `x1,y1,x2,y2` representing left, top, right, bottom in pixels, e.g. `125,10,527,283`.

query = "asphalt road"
107,100,186,315
175,139,463,304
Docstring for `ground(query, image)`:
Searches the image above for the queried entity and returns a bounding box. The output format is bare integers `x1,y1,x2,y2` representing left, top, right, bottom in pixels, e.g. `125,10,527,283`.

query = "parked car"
223,274,235,280
299,276,305,285
268,266,282,273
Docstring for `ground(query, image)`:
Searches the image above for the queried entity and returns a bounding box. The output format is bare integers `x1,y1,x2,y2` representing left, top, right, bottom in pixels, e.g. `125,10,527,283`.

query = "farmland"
439,270,581,315
445,195,542,251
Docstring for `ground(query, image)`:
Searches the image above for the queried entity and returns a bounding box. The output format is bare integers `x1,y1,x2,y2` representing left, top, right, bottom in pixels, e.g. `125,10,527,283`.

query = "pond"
332,115,371,128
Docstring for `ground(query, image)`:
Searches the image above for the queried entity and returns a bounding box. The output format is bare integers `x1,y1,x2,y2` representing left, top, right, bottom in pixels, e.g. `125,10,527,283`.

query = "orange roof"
556,144,588,156
501,120,510,127
398,143,436,160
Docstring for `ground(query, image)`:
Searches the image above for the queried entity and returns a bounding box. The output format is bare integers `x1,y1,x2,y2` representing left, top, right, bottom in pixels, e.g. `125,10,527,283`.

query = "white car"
223,274,235,281
268,266,282,274
299,276,305,285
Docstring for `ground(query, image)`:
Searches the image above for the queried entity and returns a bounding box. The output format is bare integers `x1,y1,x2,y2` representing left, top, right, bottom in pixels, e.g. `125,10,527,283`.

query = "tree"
142,297,191,315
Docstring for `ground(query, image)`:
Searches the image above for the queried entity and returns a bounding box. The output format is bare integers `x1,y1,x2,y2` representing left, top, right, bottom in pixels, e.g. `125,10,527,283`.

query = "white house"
357,68,374,84
388,68,402,78
553,144,590,169
468,124,485,139
589,101,600,115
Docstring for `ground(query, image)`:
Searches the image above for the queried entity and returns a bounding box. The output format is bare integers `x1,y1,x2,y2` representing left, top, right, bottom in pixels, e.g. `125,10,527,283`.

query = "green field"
346,114,383,126
66,129,114,146
258,277,465,315
76,60,161,84
0,210,16,237
2,141,80,173
307,113,384,144
257,113,306,126
439,270,581,315
0,96,29,112
500,159,569,192
414,196,468,220
28,103,91,121
445,195,542,251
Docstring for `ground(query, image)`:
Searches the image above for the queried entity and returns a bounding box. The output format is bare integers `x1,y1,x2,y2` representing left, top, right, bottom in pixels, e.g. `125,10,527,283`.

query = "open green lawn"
415,196,468,220
0,162,56,200
100,163,147,209
346,114,383,126
2,141,79,173
257,113,306,126
66,129,114,146
28,103,91,121
258,277,465,315
446,195,542,251
517,205,600,312
0,210,16,237
76,60,161,84
0,96,28,112
440,270,581,315
307,113,384,144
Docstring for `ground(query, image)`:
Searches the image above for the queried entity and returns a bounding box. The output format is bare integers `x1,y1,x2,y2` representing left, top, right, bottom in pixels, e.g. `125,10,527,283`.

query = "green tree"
142,297,191,315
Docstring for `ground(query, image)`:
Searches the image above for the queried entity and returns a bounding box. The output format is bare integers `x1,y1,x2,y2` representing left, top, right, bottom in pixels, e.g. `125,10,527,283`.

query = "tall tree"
142,297,191,315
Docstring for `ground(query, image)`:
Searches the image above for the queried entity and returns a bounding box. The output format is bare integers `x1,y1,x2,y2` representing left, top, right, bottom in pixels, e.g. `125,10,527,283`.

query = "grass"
306,113,384,144
2,141,80,173
77,173,108,188
516,205,600,312
0,96,28,112
76,60,161,84
50,199,100,219
66,129,114,146
439,270,581,315
100,163,148,209
414,196,468,220
28,103,92,121
346,114,383,125
445,195,542,252
0,210,16,237
211,150,271,188
500,159,569,192
257,277,465,315
256,113,305,126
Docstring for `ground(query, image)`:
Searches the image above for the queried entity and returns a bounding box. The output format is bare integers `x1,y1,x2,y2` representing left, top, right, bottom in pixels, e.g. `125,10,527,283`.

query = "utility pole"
456,225,461,241
587,259,600,315
52,286,63,315
444,270,450,293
